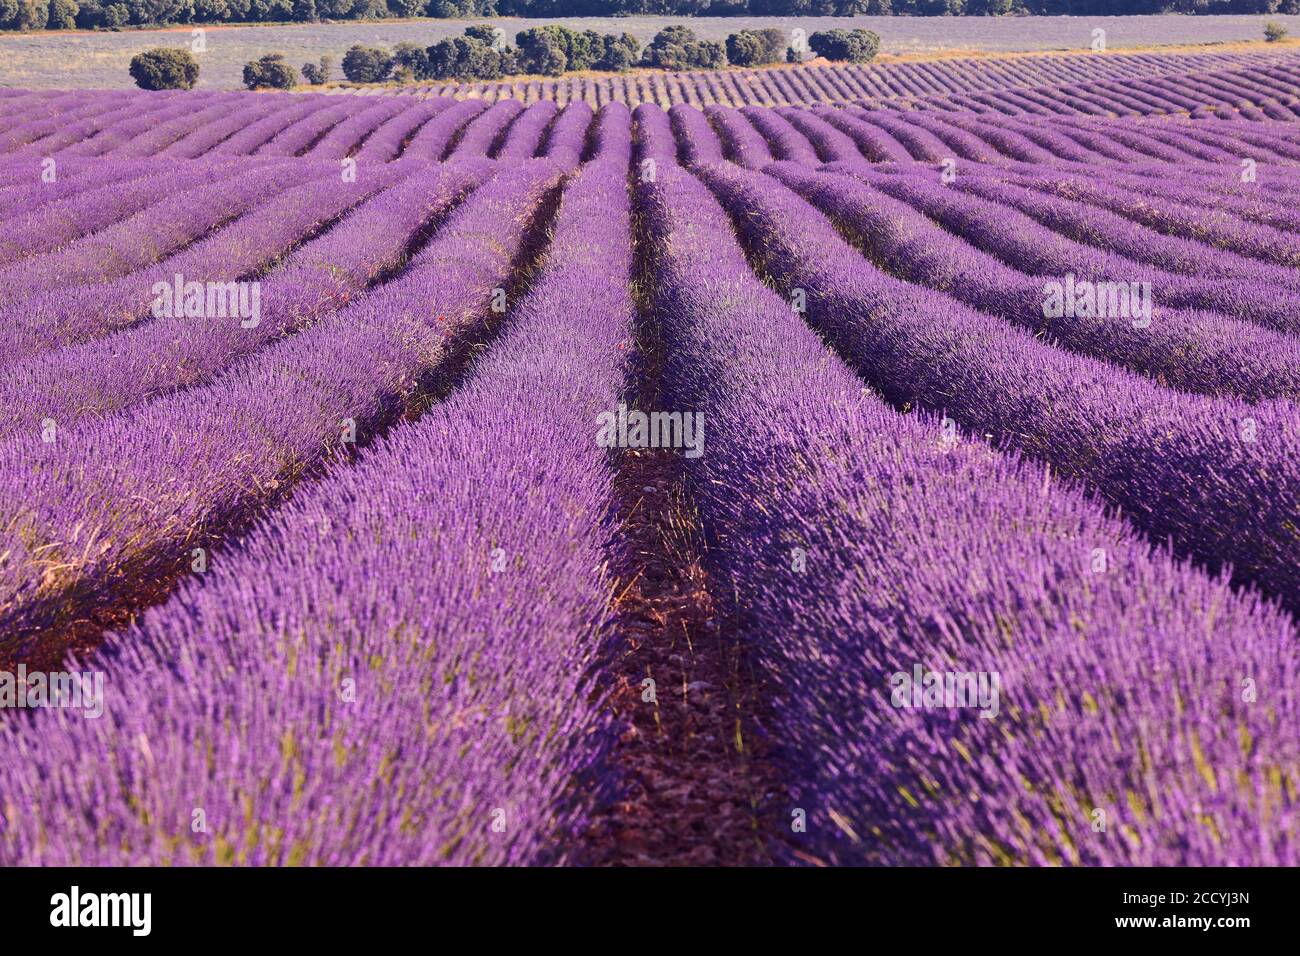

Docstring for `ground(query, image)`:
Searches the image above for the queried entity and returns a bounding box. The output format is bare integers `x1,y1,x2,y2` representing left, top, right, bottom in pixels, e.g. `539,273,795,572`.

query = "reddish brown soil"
581,445,780,866
579,208,781,864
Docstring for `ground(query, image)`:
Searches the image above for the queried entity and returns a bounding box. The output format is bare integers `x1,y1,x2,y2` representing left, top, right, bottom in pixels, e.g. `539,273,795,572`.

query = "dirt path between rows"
578,173,781,866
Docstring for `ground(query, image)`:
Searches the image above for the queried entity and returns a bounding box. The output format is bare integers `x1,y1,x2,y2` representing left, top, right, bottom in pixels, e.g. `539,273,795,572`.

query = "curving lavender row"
943,167,1300,276
739,106,821,165
351,98,452,163
160,97,289,159
840,162,1300,339
496,100,559,160
697,161,1300,617
208,96,342,158
0,161,406,365
775,107,862,163
0,157,565,664
402,98,488,160
256,100,373,158
54,95,234,159
540,102,595,167
111,103,251,160
669,104,723,166
0,157,168,223
0,159,321,316
298,98,408,161
0,93,138,154
0,158,353,369
450,100,526,160
0,160,494,440
6,94,191,157
1027,149,1300,221
0,157,251,261
1010,168,1300,269
817,107,917,162
0,141,635,868
705,103,772,169
767,162,1300,402
640,156,1300,866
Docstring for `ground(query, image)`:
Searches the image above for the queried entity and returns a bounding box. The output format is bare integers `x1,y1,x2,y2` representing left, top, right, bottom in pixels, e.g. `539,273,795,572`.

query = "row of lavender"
905,58,1300,120
9,85,1300,183
406,55,1300,119
682,110,1300,371
392,48,1293,107
394,54,1300,121
636,107,1300,864
6,98,1300,597
657,102,1300,601
0,90,601,168
680,101,1300,171
0,106,630,865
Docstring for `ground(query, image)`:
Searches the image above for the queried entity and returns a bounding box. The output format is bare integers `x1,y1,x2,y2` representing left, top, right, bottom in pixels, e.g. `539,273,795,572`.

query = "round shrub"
46,0,78,29
128,48,200,91
341,44,393,84
726,28,784,68
243,53,298,90
726,31,765,68
808,28,881,63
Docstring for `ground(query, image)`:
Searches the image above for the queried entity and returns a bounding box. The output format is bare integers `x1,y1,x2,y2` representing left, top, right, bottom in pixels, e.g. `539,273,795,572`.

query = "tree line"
128,23,876,88
7,0,1300,34
327,24,880,84
233,24,873,87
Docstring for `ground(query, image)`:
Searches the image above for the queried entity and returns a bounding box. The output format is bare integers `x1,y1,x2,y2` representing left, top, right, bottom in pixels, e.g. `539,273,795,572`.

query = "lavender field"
1,45,1300,869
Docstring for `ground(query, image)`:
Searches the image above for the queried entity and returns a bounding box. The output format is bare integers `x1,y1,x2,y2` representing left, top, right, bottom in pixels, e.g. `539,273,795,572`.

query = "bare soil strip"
580,180,779,867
